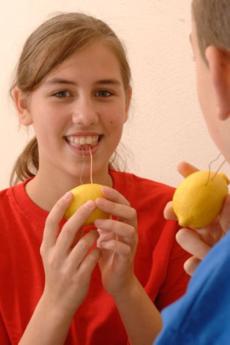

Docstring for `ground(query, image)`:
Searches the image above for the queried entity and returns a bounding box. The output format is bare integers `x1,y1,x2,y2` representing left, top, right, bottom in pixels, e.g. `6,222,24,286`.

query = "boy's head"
192,0,230,62
191,0,230,162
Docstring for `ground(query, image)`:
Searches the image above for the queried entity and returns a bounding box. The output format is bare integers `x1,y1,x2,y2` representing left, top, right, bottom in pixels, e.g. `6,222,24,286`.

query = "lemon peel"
172,171,229,229
65,183,108,224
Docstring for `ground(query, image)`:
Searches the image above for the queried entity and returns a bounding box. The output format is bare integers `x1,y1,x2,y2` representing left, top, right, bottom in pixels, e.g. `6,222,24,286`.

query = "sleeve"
155,233,230,344
0,315,11,345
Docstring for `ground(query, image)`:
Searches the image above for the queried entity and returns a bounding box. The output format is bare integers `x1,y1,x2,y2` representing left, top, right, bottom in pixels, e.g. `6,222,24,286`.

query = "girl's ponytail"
10,137,39,185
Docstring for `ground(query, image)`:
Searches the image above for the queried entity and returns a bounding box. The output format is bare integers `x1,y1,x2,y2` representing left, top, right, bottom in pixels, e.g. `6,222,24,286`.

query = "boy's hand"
164,161,229,276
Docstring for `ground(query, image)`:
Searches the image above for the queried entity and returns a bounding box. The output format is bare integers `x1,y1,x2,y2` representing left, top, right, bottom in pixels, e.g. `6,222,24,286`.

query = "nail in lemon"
172,171,229,229
65,183,108,225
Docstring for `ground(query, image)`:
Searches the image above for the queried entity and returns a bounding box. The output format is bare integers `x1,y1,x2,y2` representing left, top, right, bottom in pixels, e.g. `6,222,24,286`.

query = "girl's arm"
114,277,162,345
95,187,162,345
18,295,73,345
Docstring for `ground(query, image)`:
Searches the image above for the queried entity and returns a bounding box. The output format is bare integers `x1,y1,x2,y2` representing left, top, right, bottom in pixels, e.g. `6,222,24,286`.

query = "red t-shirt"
0,170,190,344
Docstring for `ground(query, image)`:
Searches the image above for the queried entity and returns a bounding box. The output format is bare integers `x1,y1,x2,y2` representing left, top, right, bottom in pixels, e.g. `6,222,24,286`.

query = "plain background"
1,0,229,189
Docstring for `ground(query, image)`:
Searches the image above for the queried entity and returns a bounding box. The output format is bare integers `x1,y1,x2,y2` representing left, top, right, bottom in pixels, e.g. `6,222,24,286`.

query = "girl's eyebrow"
45,78,77,86
44,78,122,87
95,79,121,86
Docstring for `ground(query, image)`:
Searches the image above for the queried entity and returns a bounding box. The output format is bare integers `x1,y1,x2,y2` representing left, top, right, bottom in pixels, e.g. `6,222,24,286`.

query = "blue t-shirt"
155,230,230,344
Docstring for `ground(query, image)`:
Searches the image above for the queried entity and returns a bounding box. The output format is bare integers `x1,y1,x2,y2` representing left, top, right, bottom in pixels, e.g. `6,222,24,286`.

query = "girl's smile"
64,133,102,156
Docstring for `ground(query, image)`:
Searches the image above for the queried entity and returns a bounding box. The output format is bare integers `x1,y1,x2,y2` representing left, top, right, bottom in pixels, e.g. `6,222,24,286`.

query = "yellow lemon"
65,183,108,225
172,171,229,229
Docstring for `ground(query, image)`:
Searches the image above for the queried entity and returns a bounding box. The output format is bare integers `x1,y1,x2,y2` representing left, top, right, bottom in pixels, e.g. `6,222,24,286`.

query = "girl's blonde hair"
192,0,230,62
10,12,131,185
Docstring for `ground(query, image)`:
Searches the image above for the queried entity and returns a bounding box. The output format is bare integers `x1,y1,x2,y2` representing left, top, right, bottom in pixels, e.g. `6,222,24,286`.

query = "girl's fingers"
41,192,73,253
177,161,198,177
101,186,130,206
176,228,211,259
95,219,136,244
95,198,137,226
77,248,100,278
97,238,132,257
184,256,201,276
55,200,96,256
97,230,114,242
66,230,99,270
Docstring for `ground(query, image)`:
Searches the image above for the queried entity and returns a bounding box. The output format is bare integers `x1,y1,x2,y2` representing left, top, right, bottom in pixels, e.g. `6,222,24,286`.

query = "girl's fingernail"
95,219,103,227
85,200,95,209
101,186,111,195
64,191,72,201
97,240,104,248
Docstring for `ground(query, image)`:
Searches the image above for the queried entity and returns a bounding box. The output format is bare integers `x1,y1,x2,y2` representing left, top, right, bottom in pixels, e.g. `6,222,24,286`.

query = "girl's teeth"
86,136,93,144
67,135,99,146
79,137,85,145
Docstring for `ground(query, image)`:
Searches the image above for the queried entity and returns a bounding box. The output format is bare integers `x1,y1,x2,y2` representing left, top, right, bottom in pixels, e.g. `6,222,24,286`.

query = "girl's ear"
11,86,33,126
205,46,230,120
124,86,132,122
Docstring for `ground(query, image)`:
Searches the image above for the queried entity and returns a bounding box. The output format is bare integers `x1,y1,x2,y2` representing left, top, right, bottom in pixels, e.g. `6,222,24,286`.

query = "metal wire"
206,152,226,184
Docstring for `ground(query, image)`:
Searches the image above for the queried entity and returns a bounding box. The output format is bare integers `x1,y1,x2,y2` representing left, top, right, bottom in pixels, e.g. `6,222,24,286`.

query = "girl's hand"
94,187,138,297
164,161,229,276
40,192,100,318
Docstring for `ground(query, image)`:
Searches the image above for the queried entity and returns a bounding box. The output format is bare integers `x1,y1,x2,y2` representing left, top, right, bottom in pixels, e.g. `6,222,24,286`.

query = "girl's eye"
95,90,112,97
53,90,71,98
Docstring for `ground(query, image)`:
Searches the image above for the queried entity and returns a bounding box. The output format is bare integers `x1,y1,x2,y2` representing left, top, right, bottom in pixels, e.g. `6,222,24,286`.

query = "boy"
155,0,230,343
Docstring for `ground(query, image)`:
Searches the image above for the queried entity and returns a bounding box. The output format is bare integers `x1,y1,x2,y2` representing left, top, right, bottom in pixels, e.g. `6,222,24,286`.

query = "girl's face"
22,41,131,184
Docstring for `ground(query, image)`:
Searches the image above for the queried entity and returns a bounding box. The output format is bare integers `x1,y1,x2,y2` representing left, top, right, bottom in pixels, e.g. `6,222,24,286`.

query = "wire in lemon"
172,171,229,229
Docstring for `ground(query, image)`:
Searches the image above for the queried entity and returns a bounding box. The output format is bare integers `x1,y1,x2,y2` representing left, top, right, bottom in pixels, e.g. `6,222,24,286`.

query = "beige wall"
1,0,229,189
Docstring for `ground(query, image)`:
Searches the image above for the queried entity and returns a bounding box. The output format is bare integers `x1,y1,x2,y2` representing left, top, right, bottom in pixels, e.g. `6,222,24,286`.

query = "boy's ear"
205,46,230,120
11,86,33,126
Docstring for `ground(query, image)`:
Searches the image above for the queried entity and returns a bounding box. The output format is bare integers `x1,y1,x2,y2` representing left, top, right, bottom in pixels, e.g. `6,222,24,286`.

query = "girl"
0,12,189,345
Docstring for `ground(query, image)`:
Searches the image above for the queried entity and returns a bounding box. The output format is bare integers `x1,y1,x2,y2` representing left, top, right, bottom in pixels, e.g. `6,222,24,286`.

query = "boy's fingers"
177,161,198,177
219,195,230,233
163,201,177,220
176,228,210,259
184,256,201,276
165,162,199,222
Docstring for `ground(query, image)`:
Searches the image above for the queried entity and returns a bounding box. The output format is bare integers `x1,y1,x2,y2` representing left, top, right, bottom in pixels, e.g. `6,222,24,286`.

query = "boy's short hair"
192,0,230,61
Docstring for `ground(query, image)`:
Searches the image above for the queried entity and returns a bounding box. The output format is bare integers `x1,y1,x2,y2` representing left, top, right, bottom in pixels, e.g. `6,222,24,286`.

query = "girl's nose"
71,98,99,126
